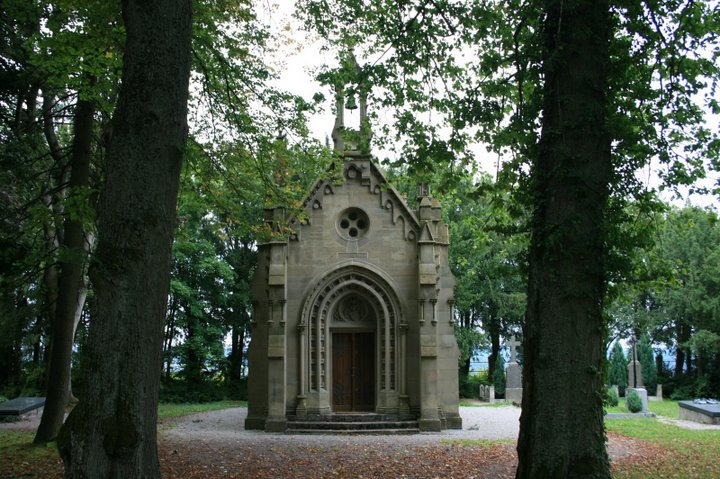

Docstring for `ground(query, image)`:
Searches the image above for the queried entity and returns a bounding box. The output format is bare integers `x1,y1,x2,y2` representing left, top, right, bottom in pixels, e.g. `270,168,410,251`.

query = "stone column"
399,321,410,417
265,300,287,431
296,321,307,417
265,241,288,432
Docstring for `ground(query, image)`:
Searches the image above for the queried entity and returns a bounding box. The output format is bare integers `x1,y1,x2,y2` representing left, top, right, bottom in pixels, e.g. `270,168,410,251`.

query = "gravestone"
627,341,644,389
650,384,663,402
504,335,523,403
0,397,45,416
479,385,495,402
678,399,720,425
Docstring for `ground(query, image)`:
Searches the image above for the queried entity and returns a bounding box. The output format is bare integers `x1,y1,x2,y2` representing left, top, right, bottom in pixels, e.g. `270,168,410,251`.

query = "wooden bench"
0,397,46,416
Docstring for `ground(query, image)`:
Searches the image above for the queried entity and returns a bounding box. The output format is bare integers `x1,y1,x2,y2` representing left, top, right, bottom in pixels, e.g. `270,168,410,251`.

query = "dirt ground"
1,406,667,479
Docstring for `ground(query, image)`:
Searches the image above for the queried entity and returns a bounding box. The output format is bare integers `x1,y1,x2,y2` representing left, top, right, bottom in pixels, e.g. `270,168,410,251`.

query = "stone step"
286,413,413,423
285,428,421,436
287,420,419,431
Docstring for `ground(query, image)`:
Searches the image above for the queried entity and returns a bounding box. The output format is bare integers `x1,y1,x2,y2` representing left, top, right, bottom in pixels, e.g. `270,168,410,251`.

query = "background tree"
638,335,658,393
608,341,628,394
493,352,506,397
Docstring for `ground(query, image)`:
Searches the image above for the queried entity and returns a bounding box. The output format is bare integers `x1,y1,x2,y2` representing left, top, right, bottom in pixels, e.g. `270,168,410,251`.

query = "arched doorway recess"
297,265,406,415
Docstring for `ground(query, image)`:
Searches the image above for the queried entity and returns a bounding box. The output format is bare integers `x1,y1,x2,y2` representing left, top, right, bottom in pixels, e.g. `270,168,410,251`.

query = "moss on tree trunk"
516,0,612,478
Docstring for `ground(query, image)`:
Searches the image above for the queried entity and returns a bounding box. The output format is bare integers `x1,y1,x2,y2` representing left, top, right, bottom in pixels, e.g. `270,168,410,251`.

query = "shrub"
626,389,642,413
605,386,619,407
607,341,627,395
459,371,485,398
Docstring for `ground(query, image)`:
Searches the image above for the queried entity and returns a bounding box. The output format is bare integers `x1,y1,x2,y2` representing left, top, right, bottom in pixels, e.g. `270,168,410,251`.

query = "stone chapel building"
245,86,462,433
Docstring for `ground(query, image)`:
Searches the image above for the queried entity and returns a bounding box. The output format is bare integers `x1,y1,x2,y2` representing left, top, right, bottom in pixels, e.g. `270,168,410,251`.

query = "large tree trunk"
486,312,500,383
35,94,95,444
516,1,612,478
228,308,248,382
57,1,192,476
674,323,690,377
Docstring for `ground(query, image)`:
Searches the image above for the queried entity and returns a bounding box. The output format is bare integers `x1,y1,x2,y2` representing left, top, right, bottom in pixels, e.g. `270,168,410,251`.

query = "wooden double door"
332,332,375,412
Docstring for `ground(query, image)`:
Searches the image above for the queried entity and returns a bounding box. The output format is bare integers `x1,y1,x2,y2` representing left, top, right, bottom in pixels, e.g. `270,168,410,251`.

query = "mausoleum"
245,83,461,432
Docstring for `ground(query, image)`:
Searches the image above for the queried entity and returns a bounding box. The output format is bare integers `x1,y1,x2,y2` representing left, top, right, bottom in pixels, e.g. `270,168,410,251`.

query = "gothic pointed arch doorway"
297,265,407,416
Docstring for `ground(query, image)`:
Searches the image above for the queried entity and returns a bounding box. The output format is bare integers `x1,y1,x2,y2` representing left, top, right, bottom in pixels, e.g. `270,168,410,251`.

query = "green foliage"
458,371,485,399
626,389,643,413
454,325,485,369
493,354,506,396
159,379,246,404
608,341,628,393
605,386,619,407
638,336,658,393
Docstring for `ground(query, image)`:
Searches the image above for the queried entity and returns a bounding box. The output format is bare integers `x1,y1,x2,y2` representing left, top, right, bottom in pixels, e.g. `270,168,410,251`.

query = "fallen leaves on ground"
0,429,688,479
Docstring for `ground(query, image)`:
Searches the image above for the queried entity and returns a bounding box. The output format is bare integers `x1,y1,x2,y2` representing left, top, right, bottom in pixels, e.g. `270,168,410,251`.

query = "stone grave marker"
0,397,45,416
679,399,720,425
505,335,523,403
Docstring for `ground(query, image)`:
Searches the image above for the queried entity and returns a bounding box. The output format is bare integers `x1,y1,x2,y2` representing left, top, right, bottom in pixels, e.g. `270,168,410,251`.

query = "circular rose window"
337,208,369,239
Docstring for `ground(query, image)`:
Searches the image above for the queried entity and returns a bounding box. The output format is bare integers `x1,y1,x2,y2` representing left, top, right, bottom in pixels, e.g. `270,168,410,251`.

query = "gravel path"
161,406,521,445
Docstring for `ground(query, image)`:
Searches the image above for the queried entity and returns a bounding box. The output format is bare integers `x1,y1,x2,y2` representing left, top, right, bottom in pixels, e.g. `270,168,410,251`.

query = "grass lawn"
0,400,247,478
606,399,679,418
0,430,63,478
459,400,515,407
607,416,720,479
158,399,246,418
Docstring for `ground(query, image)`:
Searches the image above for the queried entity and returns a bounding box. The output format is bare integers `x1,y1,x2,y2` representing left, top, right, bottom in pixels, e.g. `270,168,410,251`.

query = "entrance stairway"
285,413,420,435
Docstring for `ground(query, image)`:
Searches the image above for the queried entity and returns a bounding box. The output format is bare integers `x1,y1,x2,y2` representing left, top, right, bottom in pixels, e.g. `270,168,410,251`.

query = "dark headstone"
0,397,46,415
678,399,720,424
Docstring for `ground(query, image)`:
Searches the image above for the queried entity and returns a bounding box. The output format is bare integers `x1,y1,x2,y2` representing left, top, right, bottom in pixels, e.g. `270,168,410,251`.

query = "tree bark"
486,312,500,383
35,93,95,444
516,1,612,478
57,0,192,476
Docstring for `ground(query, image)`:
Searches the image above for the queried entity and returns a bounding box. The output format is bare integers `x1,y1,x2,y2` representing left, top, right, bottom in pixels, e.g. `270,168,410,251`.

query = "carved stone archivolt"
300,265,402,393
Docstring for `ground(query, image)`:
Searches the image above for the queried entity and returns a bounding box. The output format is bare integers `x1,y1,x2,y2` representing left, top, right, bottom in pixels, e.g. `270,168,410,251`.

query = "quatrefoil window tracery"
337,208,369,239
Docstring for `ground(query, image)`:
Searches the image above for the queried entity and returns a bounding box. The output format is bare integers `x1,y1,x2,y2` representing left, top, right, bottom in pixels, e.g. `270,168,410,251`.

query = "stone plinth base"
418,418,442,431
679,400,720,424
505,388,523,404
264,417,288,432
244,417,266,430
679,407,720,424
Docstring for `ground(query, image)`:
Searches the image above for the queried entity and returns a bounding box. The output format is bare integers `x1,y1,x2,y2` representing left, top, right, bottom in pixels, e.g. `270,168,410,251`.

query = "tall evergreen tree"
638,336,658,393
493,353,506,396
608,341,628,393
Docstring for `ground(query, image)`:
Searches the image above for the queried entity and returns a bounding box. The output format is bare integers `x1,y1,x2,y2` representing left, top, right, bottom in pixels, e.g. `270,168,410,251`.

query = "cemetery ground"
1,400,719,478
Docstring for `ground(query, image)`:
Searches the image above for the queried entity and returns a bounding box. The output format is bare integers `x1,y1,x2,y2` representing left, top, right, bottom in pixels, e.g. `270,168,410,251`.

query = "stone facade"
244,158,462,432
